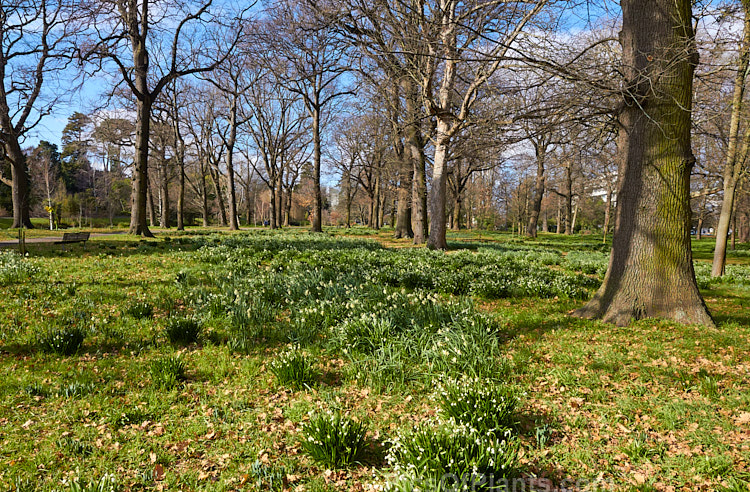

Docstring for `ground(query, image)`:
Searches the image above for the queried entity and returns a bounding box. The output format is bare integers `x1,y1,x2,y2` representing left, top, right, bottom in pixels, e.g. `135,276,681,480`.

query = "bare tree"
81,0,243,236
244,67,308,230
711,0,750,276
0,0,80,228
267,2,352,232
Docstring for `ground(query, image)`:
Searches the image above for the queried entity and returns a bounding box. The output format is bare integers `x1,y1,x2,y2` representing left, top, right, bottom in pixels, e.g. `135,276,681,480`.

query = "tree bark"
573,0,713,327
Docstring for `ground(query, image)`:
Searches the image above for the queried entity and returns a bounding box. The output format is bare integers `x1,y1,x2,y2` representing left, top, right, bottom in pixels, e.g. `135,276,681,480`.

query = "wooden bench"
55,232,91,250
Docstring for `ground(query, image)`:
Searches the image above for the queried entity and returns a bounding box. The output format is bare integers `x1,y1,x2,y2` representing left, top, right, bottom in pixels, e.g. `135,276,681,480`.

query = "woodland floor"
0,226,749,492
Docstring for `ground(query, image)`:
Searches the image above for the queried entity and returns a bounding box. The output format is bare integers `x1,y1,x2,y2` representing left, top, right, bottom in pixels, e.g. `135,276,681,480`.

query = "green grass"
0,227,748,491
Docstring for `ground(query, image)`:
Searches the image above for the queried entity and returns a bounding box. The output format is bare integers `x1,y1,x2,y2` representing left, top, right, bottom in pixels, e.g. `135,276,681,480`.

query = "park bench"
55,232,91,250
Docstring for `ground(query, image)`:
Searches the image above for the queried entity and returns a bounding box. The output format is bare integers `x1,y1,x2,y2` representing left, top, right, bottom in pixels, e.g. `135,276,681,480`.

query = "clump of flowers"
301,410,368,468
385,420,519,491
37,324,86,356
268,345,318,390
437,377,519,436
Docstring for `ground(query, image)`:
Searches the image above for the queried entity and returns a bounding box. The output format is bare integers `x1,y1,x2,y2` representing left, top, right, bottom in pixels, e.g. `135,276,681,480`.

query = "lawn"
0,228,749,491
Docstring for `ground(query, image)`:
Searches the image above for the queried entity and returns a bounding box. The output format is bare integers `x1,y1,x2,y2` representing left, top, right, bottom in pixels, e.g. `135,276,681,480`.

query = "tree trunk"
452,195,462,231
226,102,240,231
269,185,278,229
573,0,713,327
712,0,750,276
371,176,381,230
394,162,413,237
210,163,228,227
527,145,546,238
6,139,34,229
427,119,451,250
564,164,573,235
284,187,293,227
276,182,284,227
311,107,323,232
129,96,154,236
147,179,157,227
159,152,170,229
200,162,209,226
603,187,612,243
177,147,185,230
404,83,427,244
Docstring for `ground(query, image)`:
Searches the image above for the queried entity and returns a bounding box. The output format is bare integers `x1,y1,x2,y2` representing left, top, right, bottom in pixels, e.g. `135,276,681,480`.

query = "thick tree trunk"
427,119,451,250
574,0,713,327
527,145,546,238
6,139,34,229
129,97,154,237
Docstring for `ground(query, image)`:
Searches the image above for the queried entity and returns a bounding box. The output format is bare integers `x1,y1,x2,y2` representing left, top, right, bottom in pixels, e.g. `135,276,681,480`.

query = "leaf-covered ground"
0,228,749,491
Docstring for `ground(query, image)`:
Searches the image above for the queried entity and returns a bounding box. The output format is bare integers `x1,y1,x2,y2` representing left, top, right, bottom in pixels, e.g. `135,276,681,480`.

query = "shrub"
150,355,187,389
437,377,518,435
301,411,368,468
164,317,201,345
37,325,86,355
269,346,318,389
385,421,519,491
125,301,153,319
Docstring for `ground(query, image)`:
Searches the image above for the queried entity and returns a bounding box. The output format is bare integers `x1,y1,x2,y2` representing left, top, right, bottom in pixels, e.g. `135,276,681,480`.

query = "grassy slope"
0,228,748,492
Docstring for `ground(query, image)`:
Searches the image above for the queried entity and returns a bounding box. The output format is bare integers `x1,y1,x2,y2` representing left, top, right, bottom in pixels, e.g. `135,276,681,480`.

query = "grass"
0,227,748,491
